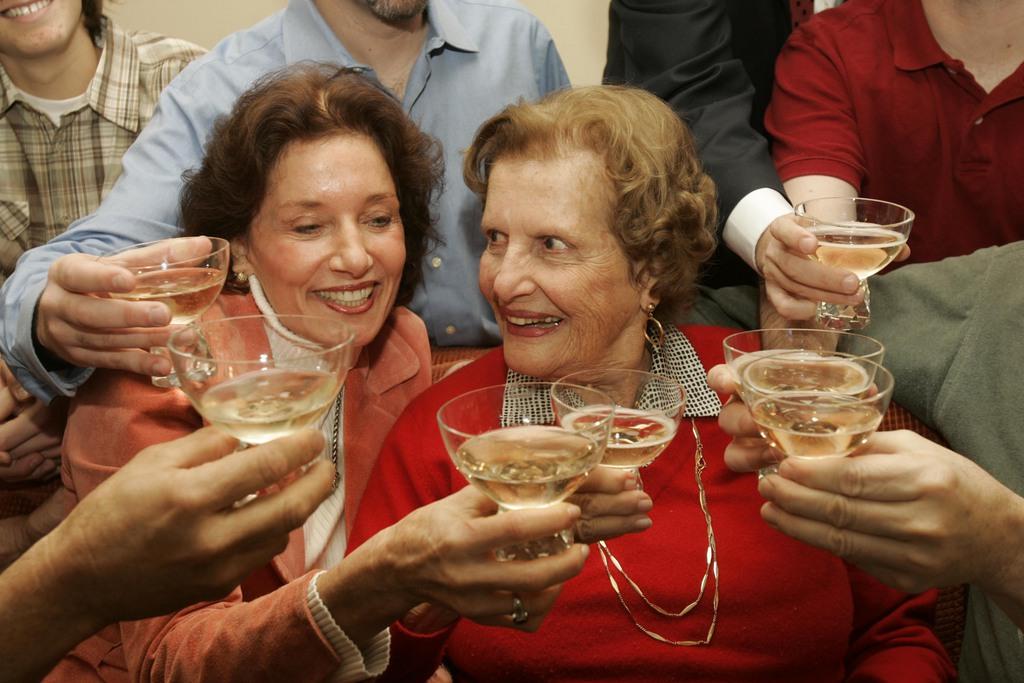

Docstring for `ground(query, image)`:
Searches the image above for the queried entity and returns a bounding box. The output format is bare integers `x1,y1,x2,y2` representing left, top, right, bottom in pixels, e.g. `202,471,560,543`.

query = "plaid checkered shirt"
0,18,203,284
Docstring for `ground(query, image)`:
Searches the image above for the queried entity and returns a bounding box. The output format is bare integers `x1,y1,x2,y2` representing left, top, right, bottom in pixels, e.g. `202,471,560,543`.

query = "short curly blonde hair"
464,85,717,314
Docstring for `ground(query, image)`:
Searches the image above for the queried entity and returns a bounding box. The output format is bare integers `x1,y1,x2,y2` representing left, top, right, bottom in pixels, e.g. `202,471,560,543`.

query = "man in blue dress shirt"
0,0,568,401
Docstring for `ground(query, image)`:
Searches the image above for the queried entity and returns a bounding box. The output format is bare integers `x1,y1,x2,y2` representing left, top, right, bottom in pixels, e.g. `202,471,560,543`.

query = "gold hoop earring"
644,303,665,349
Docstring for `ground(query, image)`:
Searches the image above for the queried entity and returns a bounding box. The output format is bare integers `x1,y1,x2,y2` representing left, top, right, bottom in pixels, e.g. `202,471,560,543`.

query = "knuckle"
573,519,593,544
277,495,310,532
837,462,867,498
919,466,956,496
824,494,854,529
825,526,855,560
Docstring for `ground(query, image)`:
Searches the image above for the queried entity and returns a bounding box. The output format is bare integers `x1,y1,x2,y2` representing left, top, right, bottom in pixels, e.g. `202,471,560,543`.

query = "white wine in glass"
455,425,597,510
102,237,230,325
742,354,894,461
168,314,356,447
553,369,684,481
438,382,613,560
796,197,914,330
101,236,231,387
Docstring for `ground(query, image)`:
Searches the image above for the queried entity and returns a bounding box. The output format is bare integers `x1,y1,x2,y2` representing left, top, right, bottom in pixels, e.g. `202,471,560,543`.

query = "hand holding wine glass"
98,237,230,386
437,382,613,560
795,197,914,330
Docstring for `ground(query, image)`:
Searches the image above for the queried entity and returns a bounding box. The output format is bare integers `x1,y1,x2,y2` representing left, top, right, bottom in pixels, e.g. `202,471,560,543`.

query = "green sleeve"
865,245,1003,427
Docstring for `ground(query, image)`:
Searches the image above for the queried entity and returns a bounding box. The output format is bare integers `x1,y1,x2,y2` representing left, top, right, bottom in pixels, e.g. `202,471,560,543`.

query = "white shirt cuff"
723,188,793,273
307,570,391,682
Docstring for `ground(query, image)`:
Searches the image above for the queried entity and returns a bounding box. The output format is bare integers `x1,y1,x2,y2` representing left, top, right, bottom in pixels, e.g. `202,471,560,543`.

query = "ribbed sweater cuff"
307,570,391,682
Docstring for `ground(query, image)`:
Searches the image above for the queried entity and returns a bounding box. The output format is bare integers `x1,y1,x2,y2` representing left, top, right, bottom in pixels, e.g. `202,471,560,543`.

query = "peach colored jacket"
56,294,431,682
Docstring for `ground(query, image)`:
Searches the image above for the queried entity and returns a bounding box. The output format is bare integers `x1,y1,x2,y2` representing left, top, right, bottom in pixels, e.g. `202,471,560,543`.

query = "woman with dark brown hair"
55,65,588,683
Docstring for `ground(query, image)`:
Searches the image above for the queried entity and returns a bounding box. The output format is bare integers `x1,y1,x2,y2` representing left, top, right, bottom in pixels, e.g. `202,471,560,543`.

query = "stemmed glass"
552,369,685,484
723,328,884,398
101,236,230,323
723,329,886,476
99,236,231,386
167,315,356,446
741,354,894,462
795,197,914,330
437,382,614,560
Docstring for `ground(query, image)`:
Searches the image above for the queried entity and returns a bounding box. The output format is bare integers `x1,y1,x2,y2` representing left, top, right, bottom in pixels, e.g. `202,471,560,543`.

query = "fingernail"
112,273,132,290
624,475,639,490
842,275,859,292
636,496,653,513
566,503,582,519
579,543,590,558
633,516,653,531
799,236,817,253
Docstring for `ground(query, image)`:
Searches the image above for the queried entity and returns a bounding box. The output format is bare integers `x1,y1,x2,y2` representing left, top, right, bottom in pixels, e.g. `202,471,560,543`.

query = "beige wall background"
105,0,610,85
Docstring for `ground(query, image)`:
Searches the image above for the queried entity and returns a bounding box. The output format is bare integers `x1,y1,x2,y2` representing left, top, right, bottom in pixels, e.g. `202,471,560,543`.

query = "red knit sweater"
350,325,954,682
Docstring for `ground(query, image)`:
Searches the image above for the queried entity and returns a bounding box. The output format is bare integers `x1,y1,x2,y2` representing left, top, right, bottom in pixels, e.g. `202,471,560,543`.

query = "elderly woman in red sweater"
56,65,587,682
349,86,956,681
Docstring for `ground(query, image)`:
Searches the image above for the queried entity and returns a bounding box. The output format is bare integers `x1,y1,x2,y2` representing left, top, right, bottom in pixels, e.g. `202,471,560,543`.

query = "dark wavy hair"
83,0,103,42
464,85,717,314
180,64,442,307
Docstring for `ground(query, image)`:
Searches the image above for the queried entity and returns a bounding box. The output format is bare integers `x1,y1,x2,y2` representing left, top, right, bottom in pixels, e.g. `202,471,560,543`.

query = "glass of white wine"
552,369,685,485
166,315,356,446
795,197,914,330
437,382,613,561
723,328,885,403
100,236,231,386
741,354,894,462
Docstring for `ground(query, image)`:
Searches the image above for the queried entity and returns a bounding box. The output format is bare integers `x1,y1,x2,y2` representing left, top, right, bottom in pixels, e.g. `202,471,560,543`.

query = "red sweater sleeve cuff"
377,618,457,682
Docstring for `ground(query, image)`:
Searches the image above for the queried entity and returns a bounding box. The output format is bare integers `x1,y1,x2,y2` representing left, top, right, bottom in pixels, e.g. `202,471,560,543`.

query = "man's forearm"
0,529,107,682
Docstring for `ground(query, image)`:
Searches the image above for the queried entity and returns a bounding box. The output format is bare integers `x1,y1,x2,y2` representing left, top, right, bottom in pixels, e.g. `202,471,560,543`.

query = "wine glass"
552,369,685,485
723,328,885,405
795,197,914,330
437,382,613,560
741,354,894,462
100,236,231,386
166,315,356,446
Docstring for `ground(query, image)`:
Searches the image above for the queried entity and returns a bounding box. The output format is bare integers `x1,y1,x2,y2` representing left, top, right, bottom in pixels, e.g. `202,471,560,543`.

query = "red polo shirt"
766,0,1024,265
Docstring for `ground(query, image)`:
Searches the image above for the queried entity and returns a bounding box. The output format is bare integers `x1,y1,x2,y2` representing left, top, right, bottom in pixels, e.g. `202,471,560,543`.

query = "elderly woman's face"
479,152,653,379
233,134,406,349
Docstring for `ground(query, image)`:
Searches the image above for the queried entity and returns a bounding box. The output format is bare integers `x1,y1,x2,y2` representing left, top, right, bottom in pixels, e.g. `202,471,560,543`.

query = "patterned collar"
0,18,144,132
504,325,722,422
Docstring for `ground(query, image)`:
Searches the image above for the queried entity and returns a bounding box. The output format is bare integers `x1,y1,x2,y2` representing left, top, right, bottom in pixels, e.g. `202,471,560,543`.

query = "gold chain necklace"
596,418,719,645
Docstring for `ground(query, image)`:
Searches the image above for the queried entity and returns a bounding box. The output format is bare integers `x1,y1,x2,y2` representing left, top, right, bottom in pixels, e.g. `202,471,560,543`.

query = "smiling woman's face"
478,151,654,380
232,133,406,350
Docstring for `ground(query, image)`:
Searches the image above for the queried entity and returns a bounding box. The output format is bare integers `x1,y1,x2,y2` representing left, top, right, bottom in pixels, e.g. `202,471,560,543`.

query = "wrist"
23,527,110,635
31,303,73,373
317,528,416,644
974,485,1024,594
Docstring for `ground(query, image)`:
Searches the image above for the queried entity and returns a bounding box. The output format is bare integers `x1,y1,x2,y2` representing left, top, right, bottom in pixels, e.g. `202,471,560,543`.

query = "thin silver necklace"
329,393,341,490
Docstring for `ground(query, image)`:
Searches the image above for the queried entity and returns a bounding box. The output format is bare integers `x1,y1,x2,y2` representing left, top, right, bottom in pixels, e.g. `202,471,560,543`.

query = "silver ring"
511,595,529,624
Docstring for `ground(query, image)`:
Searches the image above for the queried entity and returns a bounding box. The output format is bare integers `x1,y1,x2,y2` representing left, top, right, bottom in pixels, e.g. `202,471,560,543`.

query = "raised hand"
757,430,1022,595
323,487,589,645
568,465,652,543
755,214,864,320
35,252,173,375
49,427,333,623
706,364,778,473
